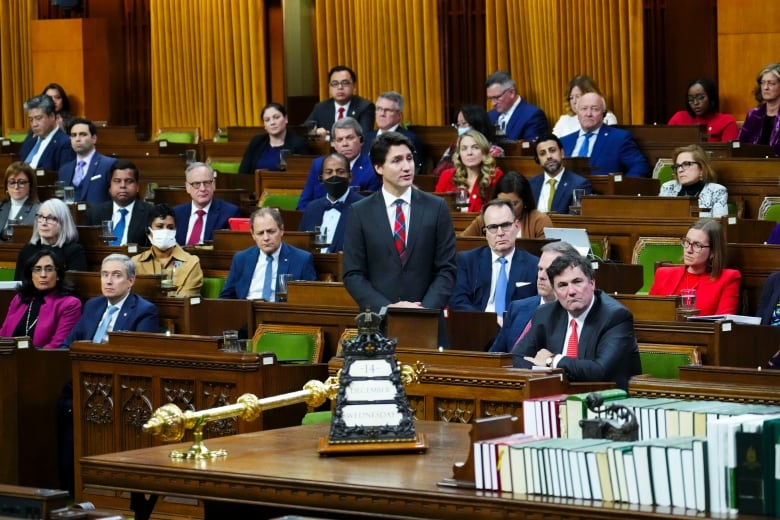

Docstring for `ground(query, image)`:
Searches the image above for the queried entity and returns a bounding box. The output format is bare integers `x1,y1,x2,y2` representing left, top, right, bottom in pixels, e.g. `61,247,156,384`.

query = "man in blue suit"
529,133,592,214
219,207,317,300
362,91,424,173
299,153,362,253
560,93,650,177
450,199,538,323
486,71,548,142
19,94,75,171
61,254,159,347
174,162,240,245
58,118,116,205
490,241,579,353
296,117,381,210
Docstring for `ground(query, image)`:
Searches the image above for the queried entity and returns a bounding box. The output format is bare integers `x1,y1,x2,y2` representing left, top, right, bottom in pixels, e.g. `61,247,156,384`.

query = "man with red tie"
306,65,375,137
173,162,240,245
512,252,641,390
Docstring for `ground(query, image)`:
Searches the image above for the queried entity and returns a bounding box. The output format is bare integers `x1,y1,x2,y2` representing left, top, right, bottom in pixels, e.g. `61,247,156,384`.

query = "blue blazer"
488,100,549,142
19,128,76,172
449,246,538,311
173,198,240,245
61,293,159,348
511,291,642,390
529,168,592,214
58,152,116,205
299,190,363,253
560,126,650,177
363,127,425,173
218,242,318,299
296,153,380,210
489,295,541,353
757,271,780,325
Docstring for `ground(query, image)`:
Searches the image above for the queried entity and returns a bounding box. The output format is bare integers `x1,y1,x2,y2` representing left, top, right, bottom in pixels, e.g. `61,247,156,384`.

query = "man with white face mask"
131,203,203,297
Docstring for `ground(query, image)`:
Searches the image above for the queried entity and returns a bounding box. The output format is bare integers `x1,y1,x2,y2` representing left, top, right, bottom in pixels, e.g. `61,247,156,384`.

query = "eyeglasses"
32,265,56,274
7,180,29,187
680,237,710,252
451,121,470,129
375,107,399,114
760,80,779,88
35,214,58,224
487,88,512,102
483,221,515,234
329,80,353,88
188,180,214,189
687,94,707,104
672,161,699,172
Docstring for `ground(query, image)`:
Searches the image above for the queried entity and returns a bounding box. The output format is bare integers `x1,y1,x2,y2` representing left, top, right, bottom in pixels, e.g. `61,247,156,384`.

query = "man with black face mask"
299,152,363,253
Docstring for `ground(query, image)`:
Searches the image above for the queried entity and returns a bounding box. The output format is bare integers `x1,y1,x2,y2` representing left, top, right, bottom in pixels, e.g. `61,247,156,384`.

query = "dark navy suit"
757,271,780,325
238,132,311,174
173,198,240,245
363,127,425,173
449,246,538,311
85,200,154,247
218,242,318,299
299,190,363,253
58,152,116,205
529,168,592,214
61,293,159,348
560,126,650,177
296,153,380,210
306,95,375,136
511,290,641,389
488,100,549,141
489,295,541,353
20,128,75,172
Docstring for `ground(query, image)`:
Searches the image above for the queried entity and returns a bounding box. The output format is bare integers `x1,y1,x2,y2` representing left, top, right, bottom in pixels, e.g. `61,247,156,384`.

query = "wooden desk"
496,156,591,177
617,124,706,143
581,195,696,218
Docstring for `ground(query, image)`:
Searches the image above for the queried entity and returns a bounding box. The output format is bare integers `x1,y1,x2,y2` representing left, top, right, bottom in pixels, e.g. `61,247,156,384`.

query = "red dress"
649,266,742,315
434,168,504,212
667,111,739,143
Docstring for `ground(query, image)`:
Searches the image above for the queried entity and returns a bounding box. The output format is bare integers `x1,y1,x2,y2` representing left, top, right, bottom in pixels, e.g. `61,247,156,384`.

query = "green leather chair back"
301,411,332,425
261,193,300,210
6,129,28,143
156,130,198,144
631,238,683,294
0,267,15,281
201,277,226,298
762,204,780,222
253,331,316,363
655,162,675,184
639,351,692,379
209,160,241,174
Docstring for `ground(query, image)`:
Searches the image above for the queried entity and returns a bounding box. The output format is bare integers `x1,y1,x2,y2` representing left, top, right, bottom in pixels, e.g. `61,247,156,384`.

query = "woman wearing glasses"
0,162,40,239
649,219,741,315
0,249,82,348
668,78,738,142
238,103,311,173
738,63,780,155
658,145,728,217
14,198,87,280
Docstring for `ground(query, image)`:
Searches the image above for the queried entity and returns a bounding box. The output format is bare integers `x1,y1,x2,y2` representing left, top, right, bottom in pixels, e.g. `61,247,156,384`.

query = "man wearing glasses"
449,199,538,325
307,65,375,136
362,91,424,172
173,162,240,245
485,70,549,142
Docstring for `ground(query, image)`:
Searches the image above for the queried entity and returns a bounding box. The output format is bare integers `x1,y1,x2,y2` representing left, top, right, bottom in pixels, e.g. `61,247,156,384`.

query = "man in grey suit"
343,132,456,314
58,118,116,205
513,252,641,389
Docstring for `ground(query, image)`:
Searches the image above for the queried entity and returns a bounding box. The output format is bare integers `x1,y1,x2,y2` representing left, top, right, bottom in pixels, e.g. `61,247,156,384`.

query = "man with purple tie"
58,118,115,204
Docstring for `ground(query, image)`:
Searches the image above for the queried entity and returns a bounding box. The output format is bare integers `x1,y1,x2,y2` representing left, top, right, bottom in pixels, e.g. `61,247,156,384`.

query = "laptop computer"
543,227,593,258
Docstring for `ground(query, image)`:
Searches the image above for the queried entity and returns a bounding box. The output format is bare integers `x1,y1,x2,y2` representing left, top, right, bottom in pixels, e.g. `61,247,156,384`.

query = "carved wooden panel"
119,376,153,452
81,373,115,458
435,398,475,423
482,401,522,419
202,381,239,438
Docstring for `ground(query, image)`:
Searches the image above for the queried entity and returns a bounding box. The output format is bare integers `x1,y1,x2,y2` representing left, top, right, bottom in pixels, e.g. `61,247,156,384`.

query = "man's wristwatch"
545,356,553,367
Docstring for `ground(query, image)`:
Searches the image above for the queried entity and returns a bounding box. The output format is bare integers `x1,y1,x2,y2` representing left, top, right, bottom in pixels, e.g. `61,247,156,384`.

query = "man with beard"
528,133,591,214
298,152,363,253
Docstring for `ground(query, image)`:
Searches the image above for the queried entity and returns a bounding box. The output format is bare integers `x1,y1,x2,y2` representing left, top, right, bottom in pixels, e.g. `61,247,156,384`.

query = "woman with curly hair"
435,130,503,212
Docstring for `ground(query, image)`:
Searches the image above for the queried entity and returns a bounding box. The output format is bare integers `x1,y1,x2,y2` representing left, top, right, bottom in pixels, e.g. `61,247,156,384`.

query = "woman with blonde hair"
658,144,728,217
552,75,618,137
738,63,780,156
435,130,503,212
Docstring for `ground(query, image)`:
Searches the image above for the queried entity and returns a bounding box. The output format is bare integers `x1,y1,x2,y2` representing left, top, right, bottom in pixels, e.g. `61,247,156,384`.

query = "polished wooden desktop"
80,420,767,520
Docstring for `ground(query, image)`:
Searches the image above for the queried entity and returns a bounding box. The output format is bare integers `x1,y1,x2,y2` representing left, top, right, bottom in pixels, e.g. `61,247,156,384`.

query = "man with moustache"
529,133,591,214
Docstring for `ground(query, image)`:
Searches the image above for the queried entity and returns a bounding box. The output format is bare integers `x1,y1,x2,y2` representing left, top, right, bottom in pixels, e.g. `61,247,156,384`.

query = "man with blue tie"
219,208,317,300
299,153,362,253
58,118,116,204
19,94,75,171
529,133,592,214
486,71,549,142
560,93,650,177
449,199,538,325
61,254,159,347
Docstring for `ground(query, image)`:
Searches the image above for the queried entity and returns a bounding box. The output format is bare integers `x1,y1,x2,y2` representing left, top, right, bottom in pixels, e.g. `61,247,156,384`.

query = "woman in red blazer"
649,219,741,315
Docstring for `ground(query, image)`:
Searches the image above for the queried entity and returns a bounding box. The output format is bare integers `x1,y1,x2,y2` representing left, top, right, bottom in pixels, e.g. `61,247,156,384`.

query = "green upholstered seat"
252,325,323,363
260,193,300,210
760,202,780,222
656,163,675,185
301,411,332,425
201,277,226,298
208,159,241,174
0,267,15,281
639,352,692,379
155,130,199,144
5,129,28,143
631,237,683,294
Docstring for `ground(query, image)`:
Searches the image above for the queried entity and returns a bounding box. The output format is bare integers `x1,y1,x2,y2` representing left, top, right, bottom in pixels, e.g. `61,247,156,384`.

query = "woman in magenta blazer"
0,249,81,349
649,219,741,315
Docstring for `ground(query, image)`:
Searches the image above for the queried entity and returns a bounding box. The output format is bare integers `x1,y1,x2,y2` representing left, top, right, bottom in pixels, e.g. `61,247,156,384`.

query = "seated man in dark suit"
219,208,317,300
61,254,159,347
174,162,240,245
58,117,116,205
85,160,153,246
560,93,650,177
299,152,363,253
529,133,591,214
450,199,538,325
486,70,548,142
490,240,579,352
296,117,381,210
512,252,641,389
307,65,375,137
20,94,75,171
362,91,424,173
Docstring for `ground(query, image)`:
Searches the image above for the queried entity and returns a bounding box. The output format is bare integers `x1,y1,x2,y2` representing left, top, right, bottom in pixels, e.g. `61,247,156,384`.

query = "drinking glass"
276,274,293,303
63,186,76,204
222,330,239,352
